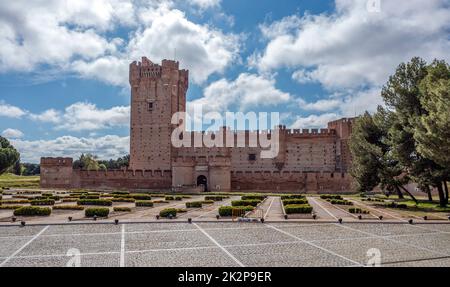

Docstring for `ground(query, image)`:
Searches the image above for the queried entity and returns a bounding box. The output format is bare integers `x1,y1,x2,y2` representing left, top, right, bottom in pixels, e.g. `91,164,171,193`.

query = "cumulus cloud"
188,73,291,114
290,113,339,129
253,0,450,90
2,128,24,139
12,135,130,163
0,102,26,118
29,109,61,124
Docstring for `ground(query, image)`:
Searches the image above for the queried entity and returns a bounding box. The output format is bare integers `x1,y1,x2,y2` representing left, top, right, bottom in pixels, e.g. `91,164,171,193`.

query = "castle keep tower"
129,57,189,171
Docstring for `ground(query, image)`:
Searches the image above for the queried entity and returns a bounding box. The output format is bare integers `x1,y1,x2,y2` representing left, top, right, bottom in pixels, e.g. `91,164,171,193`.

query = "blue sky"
1,0,449,162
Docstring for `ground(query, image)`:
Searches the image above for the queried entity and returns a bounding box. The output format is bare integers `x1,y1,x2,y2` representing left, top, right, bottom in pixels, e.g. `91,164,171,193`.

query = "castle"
40,58,355,193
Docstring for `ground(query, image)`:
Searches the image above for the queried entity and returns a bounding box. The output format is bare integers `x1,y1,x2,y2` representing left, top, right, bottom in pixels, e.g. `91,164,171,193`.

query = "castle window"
248,153,256,161
148,102,153,111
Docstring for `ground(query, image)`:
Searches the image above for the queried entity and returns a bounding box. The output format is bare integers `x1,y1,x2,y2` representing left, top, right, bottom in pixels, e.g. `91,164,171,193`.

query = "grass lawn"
0,173,40,189
396,200,450,213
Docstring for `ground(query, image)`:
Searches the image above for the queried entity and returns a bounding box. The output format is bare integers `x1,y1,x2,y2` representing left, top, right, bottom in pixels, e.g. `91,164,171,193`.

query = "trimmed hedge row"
14,206,51,216
320,195,343,200
328,199,353,205
165,196,182,201
31,199,55,206
112,191,130,195
77,199,112,206
79,195,100,199
114,207,131,212
186,201,203,208
112,197,135,202
284,204,313,214
204,196,227,201
53,205,84,210
348,207,369,214
280,194,305,200
0,199,30,204
85,207,109,217
282,199,308,205
218,206,254,217
135,200,154,207
0,205,21,210
386,202,408,209
159,208,177,217
231,199,261,207
241,194,266,201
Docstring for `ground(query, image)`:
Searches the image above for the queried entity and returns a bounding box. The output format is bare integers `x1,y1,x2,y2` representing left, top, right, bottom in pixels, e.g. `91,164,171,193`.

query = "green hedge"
112,197,135,203
328,199,353,206
201,200,214,204
53,205,84,210
62,198,78,202
112,191,130,195
165,196,182,201
80,195,100,199
218,206,254,217
85,207,110,217
284,204,313,214
186,201,203,208
348,207,369,214
1,199,30,204
31,199,55,206
130,194,152,200
135,200,154,207
231,199,261,207
386,202,407,209
114,207,131,212
204,196,227,201
281,194,306,200
77,199,112,206
320,195,343,200
14,206,52,216
159,208,177,217
241,194,266,201
282,199,308,205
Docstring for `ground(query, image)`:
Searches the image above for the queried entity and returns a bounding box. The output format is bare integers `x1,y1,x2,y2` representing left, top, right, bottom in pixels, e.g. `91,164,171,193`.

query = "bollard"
216,215,220,220
260,218,265,223
284,214,288,220
379,215,383,220
11,217,16,223
338,218,343,224
93,215,97,221
408,219,414,224
188,218,192,224
312,214,317,220
156,215,160,220
68,216,72,222
423,216,427,221
358,215,362,220
115,219,119,225
20,221,26,227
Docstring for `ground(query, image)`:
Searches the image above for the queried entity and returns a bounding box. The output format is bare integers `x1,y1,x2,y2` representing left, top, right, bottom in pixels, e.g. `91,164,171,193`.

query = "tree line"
73,154,129,171
350,58,449,207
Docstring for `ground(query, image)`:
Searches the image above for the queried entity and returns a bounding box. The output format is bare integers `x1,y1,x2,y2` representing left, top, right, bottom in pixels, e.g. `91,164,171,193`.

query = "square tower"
129,57,189,171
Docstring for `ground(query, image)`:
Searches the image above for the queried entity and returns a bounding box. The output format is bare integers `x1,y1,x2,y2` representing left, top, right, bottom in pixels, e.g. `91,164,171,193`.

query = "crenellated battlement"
40,157,73,167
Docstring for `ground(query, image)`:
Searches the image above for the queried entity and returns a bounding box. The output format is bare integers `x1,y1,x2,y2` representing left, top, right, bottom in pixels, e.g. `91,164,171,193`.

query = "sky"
0,0,449,163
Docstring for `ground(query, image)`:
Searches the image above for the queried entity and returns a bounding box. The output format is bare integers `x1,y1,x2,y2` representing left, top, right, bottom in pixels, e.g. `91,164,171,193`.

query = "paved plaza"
0,221,449,267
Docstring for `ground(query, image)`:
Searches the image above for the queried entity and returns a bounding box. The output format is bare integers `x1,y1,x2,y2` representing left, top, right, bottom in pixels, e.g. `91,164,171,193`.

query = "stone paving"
0,222,449,267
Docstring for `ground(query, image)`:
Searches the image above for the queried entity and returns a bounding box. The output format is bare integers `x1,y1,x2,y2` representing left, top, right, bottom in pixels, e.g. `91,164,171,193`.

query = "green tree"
73,154,100,171
0,136,20,175
381,57,447,206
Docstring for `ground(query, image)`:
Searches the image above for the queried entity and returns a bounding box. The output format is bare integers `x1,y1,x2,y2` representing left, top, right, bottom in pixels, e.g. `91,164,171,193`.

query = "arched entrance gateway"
197,175,208,192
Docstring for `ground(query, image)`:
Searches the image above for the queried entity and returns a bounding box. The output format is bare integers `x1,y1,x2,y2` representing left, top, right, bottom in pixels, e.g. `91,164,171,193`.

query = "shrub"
165,196,174,200
62,197,78,202
77,199,112,206
130,194,152,200
284,204,313,214
386,202,407,209
186,201,203,208
135,201,154,207
176,208,187,213
282,199,308,205
218,206,254,217
14,206,51,216
0,205,21,210
159,208,177,217
114,207,131,212
320,194,343,200
112,191,130,195
85,207,110,217
201,200,214,204
329,199,353,205
53,205,84,210
231,199,260,207
349,207,369,214
205,196,227,201
153,200,169,204
112,197,135,203
80,195,100,199
281,194,305,200
31,199,55,206
241,194,266,201
1,199,30,204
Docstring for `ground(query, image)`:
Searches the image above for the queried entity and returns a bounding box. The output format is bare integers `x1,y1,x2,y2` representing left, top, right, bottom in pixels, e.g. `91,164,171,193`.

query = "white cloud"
189,0,221,9
29,109,61,124
0,102,26,118
188,73,291,114
71,56,130,86
290,113,339,129
55,102,130,132
253,0,450,90
12,135,130,163
2,128,24,139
